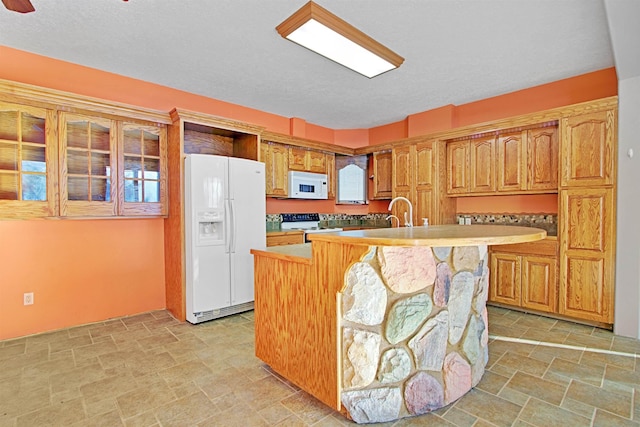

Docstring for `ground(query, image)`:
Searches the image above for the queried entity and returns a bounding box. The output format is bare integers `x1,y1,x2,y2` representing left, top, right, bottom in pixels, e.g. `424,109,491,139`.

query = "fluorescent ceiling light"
276,1,404,78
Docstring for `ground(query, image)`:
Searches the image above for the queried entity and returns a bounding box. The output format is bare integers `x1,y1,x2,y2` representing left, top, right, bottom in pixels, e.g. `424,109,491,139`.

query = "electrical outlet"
24,292,34,305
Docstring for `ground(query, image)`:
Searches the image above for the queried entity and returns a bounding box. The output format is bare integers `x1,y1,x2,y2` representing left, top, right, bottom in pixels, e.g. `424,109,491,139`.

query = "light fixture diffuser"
276,1,404,78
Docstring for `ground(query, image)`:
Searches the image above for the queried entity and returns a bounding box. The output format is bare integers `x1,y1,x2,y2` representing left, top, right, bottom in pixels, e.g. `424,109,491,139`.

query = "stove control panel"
281,213,320,222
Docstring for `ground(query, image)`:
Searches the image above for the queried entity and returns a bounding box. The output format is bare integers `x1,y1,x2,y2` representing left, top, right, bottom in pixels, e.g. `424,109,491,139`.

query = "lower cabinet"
489,240,558,314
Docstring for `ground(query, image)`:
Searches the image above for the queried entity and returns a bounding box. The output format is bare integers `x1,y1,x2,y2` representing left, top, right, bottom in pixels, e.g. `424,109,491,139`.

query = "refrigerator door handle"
224,199,231,254
229,199,237,253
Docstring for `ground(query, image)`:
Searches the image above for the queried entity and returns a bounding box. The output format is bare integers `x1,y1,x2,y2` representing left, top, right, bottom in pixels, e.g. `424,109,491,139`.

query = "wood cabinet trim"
170,108,264,136
0,79,172,124
262,131,354,156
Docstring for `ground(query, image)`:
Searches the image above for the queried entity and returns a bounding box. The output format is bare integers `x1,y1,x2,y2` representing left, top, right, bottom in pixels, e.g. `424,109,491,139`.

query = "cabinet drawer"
491,237,557,256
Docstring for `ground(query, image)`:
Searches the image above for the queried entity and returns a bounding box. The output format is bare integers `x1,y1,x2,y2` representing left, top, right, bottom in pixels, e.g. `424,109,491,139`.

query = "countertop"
266,230,305,236
307,224,546,247
253,243,312,261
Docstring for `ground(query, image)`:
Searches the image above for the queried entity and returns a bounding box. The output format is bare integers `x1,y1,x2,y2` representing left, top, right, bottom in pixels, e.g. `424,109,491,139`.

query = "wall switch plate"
24,292,34,305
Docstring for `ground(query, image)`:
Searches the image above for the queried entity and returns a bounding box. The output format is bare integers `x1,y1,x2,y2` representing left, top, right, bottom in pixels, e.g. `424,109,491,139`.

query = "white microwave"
288,171,328,199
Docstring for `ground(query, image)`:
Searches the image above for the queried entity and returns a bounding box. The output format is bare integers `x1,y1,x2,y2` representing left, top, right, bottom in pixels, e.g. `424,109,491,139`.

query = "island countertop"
308,224,546,247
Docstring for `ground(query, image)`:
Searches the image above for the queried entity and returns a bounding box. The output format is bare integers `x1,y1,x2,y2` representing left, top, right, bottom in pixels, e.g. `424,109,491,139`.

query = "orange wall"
0,46,618,339
0,219,165,340
367,67,618,143
457,194,559,214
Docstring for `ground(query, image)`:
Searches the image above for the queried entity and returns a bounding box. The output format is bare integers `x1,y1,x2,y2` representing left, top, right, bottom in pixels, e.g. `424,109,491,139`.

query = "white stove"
280,213,343,241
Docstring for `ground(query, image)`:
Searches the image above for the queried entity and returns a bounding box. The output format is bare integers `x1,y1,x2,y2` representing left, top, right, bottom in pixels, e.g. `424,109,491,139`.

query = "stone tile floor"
1,306,639,426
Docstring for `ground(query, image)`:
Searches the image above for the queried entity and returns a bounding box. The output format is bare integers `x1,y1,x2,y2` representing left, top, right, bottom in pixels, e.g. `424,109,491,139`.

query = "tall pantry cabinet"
559,101,617,324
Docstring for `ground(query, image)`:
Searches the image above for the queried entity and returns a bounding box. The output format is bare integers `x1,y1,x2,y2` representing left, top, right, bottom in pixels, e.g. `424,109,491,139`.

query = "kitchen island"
250,225,545,423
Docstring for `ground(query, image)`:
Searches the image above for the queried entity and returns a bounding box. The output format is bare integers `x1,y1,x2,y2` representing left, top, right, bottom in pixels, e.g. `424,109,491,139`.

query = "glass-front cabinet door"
59,113,117,216
0,101,57,218
119,122,167,216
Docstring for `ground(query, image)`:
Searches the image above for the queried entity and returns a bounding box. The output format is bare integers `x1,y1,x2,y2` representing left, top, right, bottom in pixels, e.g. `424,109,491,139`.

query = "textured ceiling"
0,0,614,129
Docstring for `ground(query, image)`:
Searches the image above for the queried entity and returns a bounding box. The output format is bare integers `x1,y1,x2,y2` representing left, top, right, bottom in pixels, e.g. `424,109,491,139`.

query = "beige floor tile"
154,390,218,426
116,380,177,419
592,409,639,426
0,343,25,360
15,396,86,427
612,336,640,355
493,351,551,377
474,370,510,395
453,388,522,427
528,342,583,364
441,407,476,426
2,308,640,426
497,386,530,406
394,413,457,426
513,314,558,330
605,363,640,391
84,397,118,419
518,398,591,427
79,371,137,403
567,379,633,418
548,357,604,386
560,396,596,419
580,349,637,371
49,362,106,395
0,384,51,419
72,409,124,427
520,327,570,345
489,322,530,338
550,321,595,335
258,402,297,425
564,332,613,351
505,371,567,405
122,410,159,427
234,375,298,411
280,390,334,425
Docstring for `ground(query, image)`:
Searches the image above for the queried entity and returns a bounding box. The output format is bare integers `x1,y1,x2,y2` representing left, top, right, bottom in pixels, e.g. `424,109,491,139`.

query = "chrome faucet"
385,214,400,228
388,196,413,227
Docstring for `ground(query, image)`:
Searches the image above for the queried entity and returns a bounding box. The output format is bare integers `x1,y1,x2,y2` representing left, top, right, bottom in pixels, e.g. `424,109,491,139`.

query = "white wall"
605,0,640,338
614,75,640,338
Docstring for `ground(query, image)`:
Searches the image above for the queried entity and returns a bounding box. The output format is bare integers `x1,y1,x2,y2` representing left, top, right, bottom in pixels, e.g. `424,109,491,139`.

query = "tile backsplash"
266,213,391,231
456,213,557,236
267,212,557,235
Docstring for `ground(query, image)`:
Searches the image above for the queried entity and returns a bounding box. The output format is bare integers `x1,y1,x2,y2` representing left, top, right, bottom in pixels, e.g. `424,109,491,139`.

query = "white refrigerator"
184,154,266,324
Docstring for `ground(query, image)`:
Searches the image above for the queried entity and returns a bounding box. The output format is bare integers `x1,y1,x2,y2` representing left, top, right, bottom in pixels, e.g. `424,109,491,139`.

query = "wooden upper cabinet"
560,109,616,188
391,145,414,225
392,145,413,193
288,146,326,173
326,153,336,199
527,126,558,191
371,151,392,199
0,101,58,218
59,112,117,216
261,142,288,197
308,150,327,173
469,137,496,193
497,131,526,192
118,122,167,216
559,187,614,323
414,142,434,226
415,142,433,188
446,140,469,194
